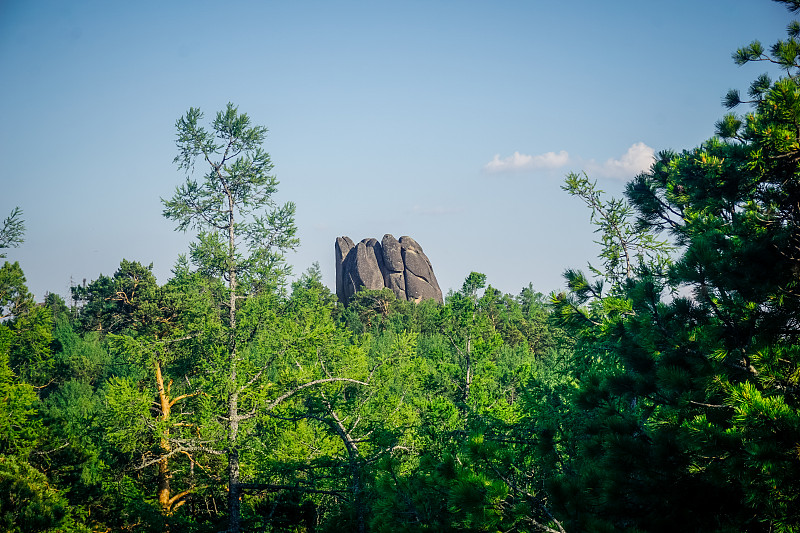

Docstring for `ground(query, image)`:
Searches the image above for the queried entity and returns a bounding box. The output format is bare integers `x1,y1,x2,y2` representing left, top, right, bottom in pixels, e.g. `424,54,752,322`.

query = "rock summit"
335,234,443,304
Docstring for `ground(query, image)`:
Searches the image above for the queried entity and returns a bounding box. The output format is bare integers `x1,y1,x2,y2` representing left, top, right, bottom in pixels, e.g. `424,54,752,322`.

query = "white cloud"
483,143,655,180
484,150,570,173
586,142,655,180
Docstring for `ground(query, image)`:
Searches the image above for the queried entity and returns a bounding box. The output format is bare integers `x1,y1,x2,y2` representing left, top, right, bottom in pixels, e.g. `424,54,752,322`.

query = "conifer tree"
0,208,24,258
550,7,800,530
163,103,299,532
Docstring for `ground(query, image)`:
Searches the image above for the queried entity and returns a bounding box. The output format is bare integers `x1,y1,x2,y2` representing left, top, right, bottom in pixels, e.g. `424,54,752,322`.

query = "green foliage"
51,322,110,384
548,11,800,532
342,288,400,333
70,259,183,337
0,261,33,320
102,376,153,456
0,456,72,533
0,328,40,457
9,305,54,386
361,272,566,533
0,247,569,531
563,171,673,288
338,288,443,337
163,102,299,291
0,208,24,258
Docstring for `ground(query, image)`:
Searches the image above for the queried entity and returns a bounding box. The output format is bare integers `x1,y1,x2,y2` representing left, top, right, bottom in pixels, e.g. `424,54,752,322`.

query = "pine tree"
550,8,800,531
163,103,298,532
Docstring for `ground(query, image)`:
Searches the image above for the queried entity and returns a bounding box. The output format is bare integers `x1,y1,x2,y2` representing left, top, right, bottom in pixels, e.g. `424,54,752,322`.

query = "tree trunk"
226,190,242,533
326,402,366,533
465,334,472,403
155,360,173,515
228,377,241,532
350,458,366,533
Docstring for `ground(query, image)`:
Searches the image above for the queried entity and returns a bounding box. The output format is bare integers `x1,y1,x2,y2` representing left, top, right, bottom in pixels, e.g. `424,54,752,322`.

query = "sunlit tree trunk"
155,359,173,514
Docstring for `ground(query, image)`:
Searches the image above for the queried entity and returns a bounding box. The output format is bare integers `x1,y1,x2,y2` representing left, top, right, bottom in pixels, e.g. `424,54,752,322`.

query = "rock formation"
335,234,443,304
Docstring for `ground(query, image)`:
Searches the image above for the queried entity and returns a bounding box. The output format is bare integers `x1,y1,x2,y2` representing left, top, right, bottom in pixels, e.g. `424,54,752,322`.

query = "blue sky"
0,0,792,301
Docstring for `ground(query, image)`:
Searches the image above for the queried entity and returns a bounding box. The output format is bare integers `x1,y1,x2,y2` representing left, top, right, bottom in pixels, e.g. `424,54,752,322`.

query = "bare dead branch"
238,483,348,498
265,378,368,411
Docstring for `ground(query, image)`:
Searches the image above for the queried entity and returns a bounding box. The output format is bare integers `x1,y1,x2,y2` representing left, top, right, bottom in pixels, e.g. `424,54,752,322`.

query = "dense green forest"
4,6,800,532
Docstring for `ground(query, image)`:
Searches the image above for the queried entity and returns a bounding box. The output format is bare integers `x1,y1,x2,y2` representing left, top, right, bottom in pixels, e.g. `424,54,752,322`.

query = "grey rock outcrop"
335,236,355,303
381,234,406,300
336,234,443,304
